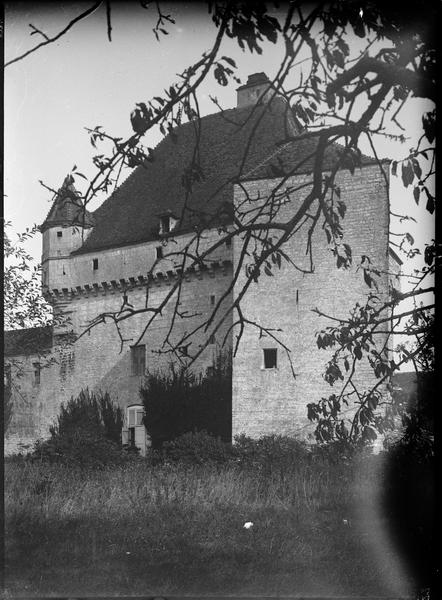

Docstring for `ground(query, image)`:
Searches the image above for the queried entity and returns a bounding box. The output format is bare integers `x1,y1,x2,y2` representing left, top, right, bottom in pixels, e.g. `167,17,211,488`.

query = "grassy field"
5,454,417,597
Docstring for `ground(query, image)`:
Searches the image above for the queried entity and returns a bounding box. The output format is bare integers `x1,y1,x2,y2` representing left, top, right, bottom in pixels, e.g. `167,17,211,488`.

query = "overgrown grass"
5,453,416,597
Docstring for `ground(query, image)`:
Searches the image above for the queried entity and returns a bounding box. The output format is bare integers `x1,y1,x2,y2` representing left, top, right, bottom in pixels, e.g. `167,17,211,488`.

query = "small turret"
40,174,94,292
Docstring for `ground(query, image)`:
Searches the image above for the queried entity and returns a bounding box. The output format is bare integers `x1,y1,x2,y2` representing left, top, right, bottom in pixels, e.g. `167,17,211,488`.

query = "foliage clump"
160,430,233,465
232,433,310,471
141,352,231,448
32,389,128,467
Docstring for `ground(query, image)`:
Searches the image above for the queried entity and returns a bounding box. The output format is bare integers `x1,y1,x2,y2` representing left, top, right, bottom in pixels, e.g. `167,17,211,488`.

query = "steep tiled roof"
74,98,380,254
4,326,53,356
40,174,94,232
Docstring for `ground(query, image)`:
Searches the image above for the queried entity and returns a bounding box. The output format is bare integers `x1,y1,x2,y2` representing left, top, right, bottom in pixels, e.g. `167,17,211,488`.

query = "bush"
50,388,123,444
232,434,311,472
31,389,127,468
32,431,127,468
160,430,233,465
157,432,313,470
141,351,231,448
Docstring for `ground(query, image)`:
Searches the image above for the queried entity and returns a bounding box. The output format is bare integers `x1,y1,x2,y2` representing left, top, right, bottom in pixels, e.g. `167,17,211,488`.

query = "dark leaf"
411,158,422,179
413,186,420,204
363,269,372,288
425,189,435,214
222,56,236,68
401,161,414,187
332,49,345,69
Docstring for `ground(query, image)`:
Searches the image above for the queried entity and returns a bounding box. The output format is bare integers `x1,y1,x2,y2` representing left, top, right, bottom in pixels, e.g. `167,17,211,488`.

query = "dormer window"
158,212,177,235
160,215,171,234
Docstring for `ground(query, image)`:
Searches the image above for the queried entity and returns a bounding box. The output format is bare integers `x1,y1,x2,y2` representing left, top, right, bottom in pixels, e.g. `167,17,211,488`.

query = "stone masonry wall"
5,262,233,454
232,164,390,439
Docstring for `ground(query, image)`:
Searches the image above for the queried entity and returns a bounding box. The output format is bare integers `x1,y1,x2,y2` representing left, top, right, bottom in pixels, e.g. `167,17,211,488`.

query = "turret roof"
40,174,94,232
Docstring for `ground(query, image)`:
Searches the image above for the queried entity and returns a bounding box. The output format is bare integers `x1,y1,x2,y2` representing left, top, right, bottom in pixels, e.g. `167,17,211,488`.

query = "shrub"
161,430,233,465
232,434,311,472
50,388,123,444
141,351,231,448
31,389,127,468
32,431,126,468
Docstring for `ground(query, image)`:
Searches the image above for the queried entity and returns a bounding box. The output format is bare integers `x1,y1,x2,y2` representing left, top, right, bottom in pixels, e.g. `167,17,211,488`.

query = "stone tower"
40,174,94,294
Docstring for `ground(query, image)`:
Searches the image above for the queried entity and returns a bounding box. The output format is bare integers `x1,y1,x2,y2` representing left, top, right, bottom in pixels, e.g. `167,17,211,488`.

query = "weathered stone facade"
232,167,396,438
5,74,401,454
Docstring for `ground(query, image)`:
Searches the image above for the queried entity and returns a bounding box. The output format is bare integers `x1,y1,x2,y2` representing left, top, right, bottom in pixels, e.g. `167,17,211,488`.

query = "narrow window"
206,366,214,377
5,363,12,388
208,333,215,345
263,348,277,369
33,362,41,385
156,246,163,259
128,427,135,447
225,237,232,248
131,345,146,376
210,294,216,306
57,231,63,238
93,258,99,270
136,410,144,426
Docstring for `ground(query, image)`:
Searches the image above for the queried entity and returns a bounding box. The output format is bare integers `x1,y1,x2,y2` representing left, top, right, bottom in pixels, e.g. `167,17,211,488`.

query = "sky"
4,2,435,307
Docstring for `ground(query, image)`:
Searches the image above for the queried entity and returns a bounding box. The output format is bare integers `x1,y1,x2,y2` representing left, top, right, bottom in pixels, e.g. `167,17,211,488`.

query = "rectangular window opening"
128,427,135,447
131,345,146,376
263,348,277,369
210,294,216,306
5,363,12,388
57,231,63,238
156,246,163,259
209,333,216,345
93,258,99,270
33,362,41,385
225,237,232,247
128,407,144,428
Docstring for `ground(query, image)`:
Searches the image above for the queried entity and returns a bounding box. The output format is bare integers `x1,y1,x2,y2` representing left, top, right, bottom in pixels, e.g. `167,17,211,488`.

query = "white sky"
4,2,434,301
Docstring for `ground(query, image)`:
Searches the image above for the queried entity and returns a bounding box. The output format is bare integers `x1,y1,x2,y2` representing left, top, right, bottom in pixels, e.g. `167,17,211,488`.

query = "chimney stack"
236,72,274,108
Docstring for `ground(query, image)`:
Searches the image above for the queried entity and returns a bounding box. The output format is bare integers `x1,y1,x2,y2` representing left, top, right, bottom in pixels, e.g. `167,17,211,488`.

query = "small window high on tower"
263,348,277,369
